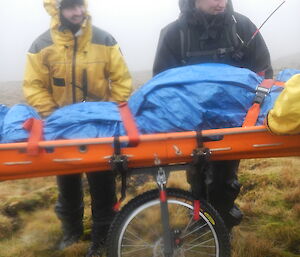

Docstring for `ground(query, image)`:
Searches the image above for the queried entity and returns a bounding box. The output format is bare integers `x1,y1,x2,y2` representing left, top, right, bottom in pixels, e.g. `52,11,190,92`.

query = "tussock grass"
2,186,57,217
0,214,14,240
234,157,300,257
232,231,282,257
0,157,299,256
293,204,300,219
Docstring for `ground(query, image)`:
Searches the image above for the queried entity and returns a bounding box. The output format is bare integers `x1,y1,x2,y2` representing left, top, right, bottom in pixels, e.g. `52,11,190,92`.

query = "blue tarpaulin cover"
0,105,9,142
1,104,40,143
276,69,300,82
1,63,295,143
44,102,122,140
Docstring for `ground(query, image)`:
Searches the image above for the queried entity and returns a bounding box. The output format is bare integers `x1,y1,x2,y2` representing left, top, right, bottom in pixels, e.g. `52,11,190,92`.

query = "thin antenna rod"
247,1,286,47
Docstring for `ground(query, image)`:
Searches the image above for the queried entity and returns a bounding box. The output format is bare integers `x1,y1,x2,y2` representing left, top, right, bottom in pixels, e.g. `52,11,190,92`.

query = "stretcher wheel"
106,188,230,257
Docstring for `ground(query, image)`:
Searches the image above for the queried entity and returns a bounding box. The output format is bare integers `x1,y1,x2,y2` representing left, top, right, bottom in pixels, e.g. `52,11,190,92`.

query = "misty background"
0,0,299,83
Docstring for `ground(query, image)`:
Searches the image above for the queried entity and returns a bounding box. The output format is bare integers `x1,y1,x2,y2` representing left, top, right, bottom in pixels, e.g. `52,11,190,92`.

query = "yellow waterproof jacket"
267,74,300,135
23,0,132,117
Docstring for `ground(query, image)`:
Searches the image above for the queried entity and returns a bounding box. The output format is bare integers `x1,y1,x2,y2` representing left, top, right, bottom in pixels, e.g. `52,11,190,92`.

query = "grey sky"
0,0,299,82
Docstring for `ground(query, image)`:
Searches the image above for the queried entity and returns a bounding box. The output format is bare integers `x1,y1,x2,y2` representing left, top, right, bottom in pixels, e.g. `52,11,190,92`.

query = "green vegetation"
0,157,299,257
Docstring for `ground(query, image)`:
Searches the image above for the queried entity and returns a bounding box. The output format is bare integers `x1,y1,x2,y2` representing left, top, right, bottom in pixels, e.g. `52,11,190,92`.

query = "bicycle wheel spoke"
187,249,216,256
122,246,154,255
122,235,150,245
185,229,212,245
184,244,216,248
181,222,208,239
184,238,215,251
182,214,199,234
124,229,152,246
122,244,153,247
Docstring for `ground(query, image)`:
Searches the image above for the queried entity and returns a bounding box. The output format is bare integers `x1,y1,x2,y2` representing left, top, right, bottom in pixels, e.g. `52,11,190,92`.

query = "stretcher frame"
0,125,299,182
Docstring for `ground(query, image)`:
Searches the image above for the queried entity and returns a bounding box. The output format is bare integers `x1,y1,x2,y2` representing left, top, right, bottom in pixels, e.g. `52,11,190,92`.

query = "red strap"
113,201,122,212
243,79,274,127
160,190,167,203
257,71,265,77
23,118,44,156
118,102,140,147
193,200,201,221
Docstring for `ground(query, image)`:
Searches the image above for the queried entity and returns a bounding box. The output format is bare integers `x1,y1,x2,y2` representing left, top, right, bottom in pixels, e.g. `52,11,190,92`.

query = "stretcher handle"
23,118,44,156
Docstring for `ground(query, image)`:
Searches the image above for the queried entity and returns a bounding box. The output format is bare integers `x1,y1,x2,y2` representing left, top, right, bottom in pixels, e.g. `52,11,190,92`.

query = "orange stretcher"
0,125,299,182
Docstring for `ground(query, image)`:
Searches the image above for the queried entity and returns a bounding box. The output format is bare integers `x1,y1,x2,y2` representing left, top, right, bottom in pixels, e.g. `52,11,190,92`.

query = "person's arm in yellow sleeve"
267,74,300,135
23,52,58,118
107,44,133,102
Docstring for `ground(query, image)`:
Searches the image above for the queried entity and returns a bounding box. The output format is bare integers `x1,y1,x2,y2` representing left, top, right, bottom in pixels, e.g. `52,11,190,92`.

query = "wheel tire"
107,188,230,257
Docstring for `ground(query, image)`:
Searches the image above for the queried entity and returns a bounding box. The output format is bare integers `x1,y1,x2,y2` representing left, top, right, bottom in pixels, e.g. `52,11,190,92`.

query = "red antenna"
246,1,286,47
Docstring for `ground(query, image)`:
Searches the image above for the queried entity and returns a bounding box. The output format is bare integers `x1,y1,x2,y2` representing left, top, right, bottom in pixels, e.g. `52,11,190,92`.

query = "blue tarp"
276,69,300,82
128,63,282,134
0,105,9,142
1,104,40,143
1,63,292,143
44,102,122,140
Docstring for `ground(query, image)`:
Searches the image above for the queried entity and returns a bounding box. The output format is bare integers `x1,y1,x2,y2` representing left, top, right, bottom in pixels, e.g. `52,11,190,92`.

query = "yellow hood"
43,0,91,49
44,0,88,19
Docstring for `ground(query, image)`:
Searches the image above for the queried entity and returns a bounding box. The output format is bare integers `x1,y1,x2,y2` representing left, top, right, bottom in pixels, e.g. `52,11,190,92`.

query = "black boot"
86,240,105,257
85,224,109,257
57,220,83,250
227,204,243,228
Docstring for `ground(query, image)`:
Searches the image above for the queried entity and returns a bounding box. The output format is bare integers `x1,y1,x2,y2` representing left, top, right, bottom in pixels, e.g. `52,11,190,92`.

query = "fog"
0,0,299,82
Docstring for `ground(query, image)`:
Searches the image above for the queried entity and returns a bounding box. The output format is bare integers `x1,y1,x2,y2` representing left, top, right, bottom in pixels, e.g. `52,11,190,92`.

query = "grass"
0,157,299,257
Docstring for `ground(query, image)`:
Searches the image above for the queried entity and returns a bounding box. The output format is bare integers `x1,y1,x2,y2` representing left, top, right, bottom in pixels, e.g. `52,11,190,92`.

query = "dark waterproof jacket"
153,0,273,78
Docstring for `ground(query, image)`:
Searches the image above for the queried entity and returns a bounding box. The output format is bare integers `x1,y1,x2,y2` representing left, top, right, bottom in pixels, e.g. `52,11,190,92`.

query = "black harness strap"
110,136,128,211
186,47,235,58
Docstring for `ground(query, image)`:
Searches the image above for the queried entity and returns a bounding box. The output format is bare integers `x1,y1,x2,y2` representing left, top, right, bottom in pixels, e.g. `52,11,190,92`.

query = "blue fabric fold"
1,104,40,143
276,69,300,82
0,105,9,142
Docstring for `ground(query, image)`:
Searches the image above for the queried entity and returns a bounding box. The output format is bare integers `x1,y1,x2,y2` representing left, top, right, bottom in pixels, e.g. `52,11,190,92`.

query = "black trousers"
188,160,242,230
55,170,116,234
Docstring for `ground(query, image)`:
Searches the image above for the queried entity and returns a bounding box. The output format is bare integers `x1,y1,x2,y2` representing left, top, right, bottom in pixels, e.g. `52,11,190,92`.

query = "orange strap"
23,118,44,156
118,102,140,147
274,81,285,87
243,103,261,127
243,79,274,127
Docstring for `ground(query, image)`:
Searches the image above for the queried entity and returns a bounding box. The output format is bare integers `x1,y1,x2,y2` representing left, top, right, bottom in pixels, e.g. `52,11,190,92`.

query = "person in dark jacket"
153,0,273,78
153,0,273,232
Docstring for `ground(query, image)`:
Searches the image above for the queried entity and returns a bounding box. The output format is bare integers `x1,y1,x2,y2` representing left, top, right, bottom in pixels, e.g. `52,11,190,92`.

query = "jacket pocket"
53,77,66,87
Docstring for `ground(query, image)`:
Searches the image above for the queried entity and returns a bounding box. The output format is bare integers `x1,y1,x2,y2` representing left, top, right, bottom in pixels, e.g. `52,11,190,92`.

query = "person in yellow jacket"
23,0,132,256
267,74,300,135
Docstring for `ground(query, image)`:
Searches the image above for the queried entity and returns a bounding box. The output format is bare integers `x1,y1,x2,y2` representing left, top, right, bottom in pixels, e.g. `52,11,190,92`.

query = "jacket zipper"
72,36,78,103
82,69,88,102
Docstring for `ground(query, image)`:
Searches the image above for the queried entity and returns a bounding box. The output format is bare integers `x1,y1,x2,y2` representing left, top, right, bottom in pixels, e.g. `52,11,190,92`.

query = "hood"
44,0,90,33
43,0,91,49
44,0,88,18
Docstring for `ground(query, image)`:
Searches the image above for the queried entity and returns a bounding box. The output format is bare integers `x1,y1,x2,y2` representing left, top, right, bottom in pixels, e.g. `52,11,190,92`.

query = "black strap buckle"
254,85,270,105
192,131,211,165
